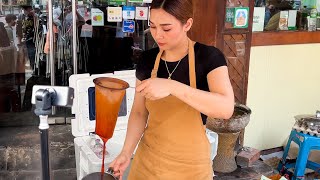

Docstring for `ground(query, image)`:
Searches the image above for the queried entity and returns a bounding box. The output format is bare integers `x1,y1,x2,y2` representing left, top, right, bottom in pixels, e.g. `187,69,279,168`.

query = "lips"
157,42,166,46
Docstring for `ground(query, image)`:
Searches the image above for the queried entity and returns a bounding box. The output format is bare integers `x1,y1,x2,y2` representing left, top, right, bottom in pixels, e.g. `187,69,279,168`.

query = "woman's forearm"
169,80,234,119
121,112,147,157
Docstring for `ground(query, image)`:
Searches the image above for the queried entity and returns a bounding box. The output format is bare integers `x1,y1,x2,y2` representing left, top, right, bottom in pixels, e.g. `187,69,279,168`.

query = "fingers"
113,170,121,178
135,82,145,92
109,161,120,178
109,154,130,178
111,161,122,178
112,161,121,174
136,79,149,92
138,85,151,98
117,159,131,178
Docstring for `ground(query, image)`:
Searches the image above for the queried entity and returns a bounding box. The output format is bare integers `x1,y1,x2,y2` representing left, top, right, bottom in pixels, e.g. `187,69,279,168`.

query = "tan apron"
128,38,213,180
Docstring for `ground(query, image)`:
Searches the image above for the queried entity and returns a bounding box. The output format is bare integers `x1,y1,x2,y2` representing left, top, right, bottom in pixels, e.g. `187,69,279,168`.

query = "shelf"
251,30,320,46
223,28,250,34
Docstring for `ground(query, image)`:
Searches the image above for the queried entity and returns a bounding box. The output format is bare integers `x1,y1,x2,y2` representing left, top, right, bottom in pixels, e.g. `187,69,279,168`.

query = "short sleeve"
204,47,227,75
135,48,158,81
135,54,149,81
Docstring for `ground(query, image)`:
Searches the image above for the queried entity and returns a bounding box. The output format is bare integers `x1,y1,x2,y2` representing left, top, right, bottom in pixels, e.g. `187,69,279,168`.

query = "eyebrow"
149,21,172,26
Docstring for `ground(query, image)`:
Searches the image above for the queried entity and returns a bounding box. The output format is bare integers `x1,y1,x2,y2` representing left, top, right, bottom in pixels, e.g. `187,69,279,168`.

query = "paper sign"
252,7,265,32
123,6,135,20
108,0,126,5
123,20,135,33
91,8,104,26
226,7,234,23
135,7,148,20
279,11,289,30
233,7,249,28
107,7,122,22
288,10,297,30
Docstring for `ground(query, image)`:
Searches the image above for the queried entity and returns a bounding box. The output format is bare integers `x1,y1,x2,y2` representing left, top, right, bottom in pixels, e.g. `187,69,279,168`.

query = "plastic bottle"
308,7,318,31
310,7,318,17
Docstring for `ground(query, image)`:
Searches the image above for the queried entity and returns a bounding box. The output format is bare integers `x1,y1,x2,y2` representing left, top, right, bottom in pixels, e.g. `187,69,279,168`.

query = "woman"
110,0,234,179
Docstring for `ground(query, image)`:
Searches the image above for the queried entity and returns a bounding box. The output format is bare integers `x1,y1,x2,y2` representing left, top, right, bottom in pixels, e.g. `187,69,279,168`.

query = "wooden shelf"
251,31,320,46
223,28,250,35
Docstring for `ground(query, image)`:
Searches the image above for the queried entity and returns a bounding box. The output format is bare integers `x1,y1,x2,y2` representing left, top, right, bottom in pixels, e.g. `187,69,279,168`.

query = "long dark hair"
150,0,193,24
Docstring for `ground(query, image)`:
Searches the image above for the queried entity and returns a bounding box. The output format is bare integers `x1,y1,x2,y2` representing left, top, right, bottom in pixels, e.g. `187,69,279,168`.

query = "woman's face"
149,8,192,51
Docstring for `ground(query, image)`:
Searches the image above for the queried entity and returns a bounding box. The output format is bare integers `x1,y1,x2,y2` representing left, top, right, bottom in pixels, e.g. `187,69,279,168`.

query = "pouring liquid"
101,141,107,173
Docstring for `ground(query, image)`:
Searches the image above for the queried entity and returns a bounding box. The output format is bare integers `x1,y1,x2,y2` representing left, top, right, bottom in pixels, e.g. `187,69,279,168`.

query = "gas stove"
292,111,320,137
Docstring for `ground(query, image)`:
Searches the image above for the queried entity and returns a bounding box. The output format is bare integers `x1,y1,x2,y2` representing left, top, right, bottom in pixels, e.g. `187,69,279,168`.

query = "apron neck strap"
151,49,163,78
188,39,196,88
151,38,197,88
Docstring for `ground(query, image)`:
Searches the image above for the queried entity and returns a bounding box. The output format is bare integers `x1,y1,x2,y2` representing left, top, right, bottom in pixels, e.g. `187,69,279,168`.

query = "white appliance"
69,70,136,179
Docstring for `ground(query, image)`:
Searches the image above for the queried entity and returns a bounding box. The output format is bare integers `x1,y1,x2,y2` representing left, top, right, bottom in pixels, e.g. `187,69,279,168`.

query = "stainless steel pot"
82,168,118,180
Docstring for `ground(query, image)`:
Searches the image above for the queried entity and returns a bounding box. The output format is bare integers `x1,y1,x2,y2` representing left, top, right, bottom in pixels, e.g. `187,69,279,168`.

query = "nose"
154,29,164,40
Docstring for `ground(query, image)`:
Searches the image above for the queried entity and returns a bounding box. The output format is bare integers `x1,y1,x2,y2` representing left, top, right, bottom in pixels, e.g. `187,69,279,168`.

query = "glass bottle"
301,6,309,30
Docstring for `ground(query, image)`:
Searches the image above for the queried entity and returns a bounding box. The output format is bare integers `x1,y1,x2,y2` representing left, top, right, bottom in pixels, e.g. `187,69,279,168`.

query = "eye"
163,29,171,32
150,26,156,29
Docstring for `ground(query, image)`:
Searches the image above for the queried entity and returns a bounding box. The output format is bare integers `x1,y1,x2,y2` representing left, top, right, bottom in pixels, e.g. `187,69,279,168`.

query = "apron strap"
188,39,196,89
151,49,163,78
151,38,197,89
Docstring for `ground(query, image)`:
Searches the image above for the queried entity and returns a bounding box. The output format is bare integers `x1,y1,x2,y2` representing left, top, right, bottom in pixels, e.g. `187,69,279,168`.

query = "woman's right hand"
109,152,131,180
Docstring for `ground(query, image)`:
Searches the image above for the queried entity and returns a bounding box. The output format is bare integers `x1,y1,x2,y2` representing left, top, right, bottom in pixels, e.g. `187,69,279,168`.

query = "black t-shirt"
136,42,227,125
17,14,35,42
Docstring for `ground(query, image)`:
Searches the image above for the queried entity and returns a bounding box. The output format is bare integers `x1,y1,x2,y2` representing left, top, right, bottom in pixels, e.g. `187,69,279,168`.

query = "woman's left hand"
136,78,173,100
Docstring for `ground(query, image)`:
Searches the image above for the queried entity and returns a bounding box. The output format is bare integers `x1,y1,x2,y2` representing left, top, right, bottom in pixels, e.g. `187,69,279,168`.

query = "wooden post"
215,0,255,147
188,0,218,46
189,0,254,147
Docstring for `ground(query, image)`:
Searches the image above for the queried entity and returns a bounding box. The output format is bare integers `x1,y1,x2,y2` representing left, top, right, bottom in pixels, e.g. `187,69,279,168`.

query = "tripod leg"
39,115,50,180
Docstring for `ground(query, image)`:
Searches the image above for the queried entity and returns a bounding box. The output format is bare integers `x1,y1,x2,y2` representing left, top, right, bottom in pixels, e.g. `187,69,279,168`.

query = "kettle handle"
106,167,119,180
